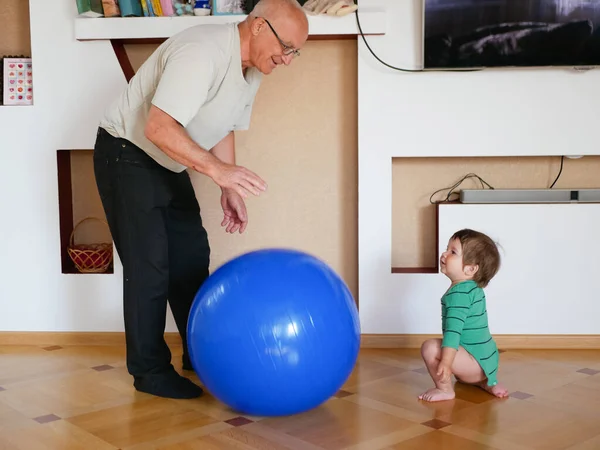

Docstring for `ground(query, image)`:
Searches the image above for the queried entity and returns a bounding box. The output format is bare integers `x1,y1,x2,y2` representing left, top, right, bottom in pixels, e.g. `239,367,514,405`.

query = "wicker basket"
67,217,113,273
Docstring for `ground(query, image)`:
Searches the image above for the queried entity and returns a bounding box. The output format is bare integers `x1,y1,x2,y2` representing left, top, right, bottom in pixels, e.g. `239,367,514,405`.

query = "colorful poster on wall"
3,58,33,106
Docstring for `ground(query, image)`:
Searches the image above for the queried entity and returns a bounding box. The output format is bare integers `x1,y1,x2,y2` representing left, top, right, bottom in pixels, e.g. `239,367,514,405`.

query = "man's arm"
144,106,266,198
145,105,221,177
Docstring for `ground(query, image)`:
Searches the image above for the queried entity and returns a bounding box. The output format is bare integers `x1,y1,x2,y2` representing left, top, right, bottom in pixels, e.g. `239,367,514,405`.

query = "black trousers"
93,127,210,378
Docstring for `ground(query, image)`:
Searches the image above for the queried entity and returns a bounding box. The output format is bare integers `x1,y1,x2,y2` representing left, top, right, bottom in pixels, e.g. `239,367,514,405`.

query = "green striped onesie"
441,280,499,387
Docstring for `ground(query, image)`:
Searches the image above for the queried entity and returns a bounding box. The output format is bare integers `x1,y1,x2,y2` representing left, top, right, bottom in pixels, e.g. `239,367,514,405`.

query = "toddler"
419,228,509,402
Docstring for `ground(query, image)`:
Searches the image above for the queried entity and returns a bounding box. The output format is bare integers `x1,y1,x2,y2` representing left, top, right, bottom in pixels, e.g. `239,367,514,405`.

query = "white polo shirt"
99,22,262,173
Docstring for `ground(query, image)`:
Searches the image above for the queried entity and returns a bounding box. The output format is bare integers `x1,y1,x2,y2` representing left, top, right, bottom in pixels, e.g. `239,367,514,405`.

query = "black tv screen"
423,0,600,69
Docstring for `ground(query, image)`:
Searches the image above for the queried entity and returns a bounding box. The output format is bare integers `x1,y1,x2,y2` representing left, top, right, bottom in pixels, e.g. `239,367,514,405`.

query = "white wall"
1,0,598,336
358,0,600,334
0,0,135,332
437,204,600,334
389,203,600,335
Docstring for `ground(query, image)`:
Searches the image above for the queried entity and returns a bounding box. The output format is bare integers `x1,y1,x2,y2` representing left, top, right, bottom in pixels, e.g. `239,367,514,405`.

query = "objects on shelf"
116,0,143,16
193,0,211,15
2,57,33,106
75,0,198,17
102,0,121,16
139,0,167,16
74,0,359,18
73,0,267,17
302,0,357,16
212,0,244,15
171,0,194,15
76,0,104,17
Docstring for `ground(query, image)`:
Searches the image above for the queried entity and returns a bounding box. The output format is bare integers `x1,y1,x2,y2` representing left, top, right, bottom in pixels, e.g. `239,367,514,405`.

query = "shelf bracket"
110,39,136,82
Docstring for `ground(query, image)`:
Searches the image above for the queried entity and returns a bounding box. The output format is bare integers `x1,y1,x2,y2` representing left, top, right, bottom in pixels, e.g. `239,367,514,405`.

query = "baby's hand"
436,362,452,384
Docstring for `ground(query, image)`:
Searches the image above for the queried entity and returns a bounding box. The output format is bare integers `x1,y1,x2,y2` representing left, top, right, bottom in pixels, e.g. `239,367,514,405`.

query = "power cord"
549,155,564,188
429,173,494,204
353,1,484,73
353,2,421,73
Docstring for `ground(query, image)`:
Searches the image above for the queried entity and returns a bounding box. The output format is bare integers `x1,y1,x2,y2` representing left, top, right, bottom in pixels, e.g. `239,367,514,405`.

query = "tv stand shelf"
74,8,386,41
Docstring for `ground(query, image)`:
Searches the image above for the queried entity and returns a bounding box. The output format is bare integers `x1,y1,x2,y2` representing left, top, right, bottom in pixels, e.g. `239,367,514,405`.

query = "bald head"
250,0,306,21
248,0,309,48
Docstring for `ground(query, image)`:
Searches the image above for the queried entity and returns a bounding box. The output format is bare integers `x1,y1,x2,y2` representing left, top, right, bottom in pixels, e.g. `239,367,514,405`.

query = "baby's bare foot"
418,387,436,400
476,380,509,398
418,387,455,402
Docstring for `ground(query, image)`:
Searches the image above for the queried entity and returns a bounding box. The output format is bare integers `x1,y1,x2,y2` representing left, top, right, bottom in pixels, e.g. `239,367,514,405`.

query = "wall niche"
57,150,114,274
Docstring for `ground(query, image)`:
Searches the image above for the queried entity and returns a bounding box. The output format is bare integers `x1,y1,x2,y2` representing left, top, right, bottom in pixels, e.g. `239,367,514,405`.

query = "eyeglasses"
261,18,300,58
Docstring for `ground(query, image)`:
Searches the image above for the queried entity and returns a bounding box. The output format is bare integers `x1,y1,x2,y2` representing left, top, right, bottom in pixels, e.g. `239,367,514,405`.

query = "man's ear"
464,264,479,277
250,17,266,36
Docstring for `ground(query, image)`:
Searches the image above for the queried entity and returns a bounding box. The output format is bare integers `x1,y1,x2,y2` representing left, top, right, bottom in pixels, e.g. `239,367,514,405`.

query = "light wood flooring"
0,344,599,449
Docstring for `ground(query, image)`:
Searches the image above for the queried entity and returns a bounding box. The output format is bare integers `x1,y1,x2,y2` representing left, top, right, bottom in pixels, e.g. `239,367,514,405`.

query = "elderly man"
93,0,309,399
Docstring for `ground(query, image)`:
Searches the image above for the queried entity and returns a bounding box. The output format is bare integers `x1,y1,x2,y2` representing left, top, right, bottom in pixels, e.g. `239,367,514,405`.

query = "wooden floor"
0,345,599,449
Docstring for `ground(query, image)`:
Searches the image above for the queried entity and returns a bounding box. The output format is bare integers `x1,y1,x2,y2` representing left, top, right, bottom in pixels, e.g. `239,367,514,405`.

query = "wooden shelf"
74,8,386,41
391,267,438,274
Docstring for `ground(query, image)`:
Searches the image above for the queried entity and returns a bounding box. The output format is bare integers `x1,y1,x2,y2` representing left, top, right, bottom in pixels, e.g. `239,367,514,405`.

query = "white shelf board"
74,8,386,40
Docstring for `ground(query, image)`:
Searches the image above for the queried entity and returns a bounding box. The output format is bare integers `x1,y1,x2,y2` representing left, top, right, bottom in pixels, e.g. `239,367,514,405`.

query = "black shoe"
133,370,203,399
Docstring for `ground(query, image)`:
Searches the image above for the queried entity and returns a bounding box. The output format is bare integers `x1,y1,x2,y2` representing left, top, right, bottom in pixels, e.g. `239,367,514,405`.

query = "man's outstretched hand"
220,188,249,234
210,160,267,200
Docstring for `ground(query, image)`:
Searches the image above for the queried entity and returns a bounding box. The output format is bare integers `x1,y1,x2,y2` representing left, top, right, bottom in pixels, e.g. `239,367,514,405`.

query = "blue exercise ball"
186,248,361,417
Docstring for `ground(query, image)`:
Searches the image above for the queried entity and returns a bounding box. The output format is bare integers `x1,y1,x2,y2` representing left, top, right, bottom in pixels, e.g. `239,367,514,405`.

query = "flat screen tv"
423,0,600,69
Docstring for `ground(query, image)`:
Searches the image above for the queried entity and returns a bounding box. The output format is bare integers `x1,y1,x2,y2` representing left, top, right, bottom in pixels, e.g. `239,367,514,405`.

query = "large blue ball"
186,248,361,417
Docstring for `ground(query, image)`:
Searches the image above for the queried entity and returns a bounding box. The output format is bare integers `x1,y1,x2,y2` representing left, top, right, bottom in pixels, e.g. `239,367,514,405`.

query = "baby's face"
440,238,465,281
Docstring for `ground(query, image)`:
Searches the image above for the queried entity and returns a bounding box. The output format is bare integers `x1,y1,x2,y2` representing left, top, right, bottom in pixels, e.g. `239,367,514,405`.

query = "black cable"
549,155,564,188
353,2,484,73
429,173,494,204
353,3,421,73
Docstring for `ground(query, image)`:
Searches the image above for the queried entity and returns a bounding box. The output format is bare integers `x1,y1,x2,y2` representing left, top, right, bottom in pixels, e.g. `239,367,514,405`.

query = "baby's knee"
420,338,442,360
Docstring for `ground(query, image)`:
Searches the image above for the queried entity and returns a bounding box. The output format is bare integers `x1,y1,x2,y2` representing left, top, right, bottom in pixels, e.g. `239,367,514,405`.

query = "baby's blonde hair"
451,229,500,288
